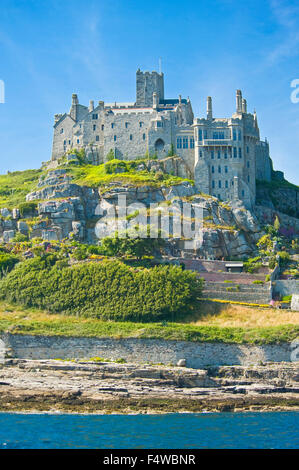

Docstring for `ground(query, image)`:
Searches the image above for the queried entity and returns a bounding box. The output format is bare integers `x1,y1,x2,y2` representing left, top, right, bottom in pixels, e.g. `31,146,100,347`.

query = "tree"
274,215,280,233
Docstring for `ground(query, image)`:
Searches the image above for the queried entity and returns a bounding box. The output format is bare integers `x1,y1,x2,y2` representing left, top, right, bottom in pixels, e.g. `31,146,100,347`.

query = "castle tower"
207,96,213,120
136,69,164,107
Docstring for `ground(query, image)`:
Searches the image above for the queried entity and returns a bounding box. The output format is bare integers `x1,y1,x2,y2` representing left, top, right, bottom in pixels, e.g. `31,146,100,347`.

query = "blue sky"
0,0,299,184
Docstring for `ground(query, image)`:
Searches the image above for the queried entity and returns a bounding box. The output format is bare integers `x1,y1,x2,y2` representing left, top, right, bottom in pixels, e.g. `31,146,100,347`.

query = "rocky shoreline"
0,359,298,414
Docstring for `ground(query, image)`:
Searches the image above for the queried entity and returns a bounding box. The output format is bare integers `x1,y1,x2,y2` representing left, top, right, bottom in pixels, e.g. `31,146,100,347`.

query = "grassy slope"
0,159,194,210
66,159,194,188
0,301,298,344
0,169,43,209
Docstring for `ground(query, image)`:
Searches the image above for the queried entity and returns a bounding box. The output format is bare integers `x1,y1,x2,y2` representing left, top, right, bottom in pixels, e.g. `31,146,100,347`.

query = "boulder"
3,230,15,242
291,295,299,312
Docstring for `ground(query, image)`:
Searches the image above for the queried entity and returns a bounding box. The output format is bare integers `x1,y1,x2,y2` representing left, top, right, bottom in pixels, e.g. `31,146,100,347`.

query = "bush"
0,253,19,276
252,280,264,284
18,201,38,217
0,260,203,322
277,251,290,266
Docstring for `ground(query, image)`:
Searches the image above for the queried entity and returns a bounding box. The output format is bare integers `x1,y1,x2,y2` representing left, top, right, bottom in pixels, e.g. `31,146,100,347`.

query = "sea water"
0,411,298,449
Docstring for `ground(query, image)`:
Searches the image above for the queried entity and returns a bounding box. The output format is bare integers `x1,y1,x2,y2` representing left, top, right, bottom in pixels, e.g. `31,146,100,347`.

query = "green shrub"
18,201,38,217
0,253,19,276
252,280,264,285
13,233,28,242
0,260,203,322
277,251,290,266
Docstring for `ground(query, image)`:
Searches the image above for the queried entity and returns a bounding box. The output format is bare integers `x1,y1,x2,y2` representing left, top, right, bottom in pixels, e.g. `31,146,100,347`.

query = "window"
111,123,114,129
177,137,182,149
211,165,215,173
157,121,163,127
233,129,236,141
77,139,80,144
183,137,188,149
211,150,214,159
60,128,64,134
125,122,129,128
218,165,221,173
218,180,222,188
139,122,143,127
224,151,228,159
247,146,249,154
63,140,66,145
247,161,250,168
213,131,225,139
199,151,203,158
217,150,221,159
68,140,71,144
198,129,202,141
225,166,228,173
93,124,96,131
92,114,98,120
130,134,133,141
96,135,99,141
143,133,146,140
114,135,117,141
238,130,242,141
190,137,194,148
232,180,234,186
238,148,242,158
233,147,237,158
212,180,215,189
204,130,208,139
225,180,228,188
242,190,245,197
101,124,104,131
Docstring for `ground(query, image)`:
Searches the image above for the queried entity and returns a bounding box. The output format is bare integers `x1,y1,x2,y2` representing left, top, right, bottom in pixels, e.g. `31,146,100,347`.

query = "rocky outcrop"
1,165,268,257
0,359,298,413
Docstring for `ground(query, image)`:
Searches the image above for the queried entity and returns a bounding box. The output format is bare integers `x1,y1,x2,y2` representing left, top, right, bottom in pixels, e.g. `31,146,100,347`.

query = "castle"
51,69,273,208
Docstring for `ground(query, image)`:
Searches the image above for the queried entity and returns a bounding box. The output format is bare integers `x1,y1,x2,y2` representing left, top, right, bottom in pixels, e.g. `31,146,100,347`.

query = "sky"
0,0,299,184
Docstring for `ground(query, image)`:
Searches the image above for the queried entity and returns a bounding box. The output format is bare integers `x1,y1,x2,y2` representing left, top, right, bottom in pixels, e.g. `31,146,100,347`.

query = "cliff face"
256,181,299,219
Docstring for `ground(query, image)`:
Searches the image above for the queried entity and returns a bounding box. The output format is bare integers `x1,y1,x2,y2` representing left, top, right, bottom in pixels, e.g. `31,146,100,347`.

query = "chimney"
236,90,242,113
70,93,79,121
242,98,247,113
207,96,212,120
89,100,94,112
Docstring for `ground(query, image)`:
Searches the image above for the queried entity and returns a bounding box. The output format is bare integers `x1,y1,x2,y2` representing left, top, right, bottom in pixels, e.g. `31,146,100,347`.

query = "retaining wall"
0,334,294,369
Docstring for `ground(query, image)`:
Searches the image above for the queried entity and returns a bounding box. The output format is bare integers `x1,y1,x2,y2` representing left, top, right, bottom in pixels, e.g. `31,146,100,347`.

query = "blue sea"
0,412,298,449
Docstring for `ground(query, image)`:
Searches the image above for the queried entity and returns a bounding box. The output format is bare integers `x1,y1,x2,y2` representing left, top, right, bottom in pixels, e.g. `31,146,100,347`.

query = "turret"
236,90,242,114
207,96,213,120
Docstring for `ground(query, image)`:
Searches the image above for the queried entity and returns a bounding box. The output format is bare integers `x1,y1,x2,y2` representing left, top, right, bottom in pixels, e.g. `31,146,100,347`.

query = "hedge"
0,258,203,322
